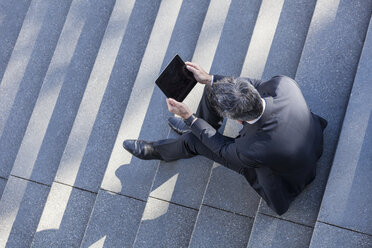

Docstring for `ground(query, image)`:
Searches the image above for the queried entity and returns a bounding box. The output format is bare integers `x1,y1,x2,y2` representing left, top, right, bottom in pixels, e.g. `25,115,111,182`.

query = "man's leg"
154,132,233,166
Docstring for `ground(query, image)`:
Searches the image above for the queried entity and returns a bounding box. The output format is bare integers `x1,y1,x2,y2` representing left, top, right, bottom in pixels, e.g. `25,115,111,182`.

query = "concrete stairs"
0,0,371,247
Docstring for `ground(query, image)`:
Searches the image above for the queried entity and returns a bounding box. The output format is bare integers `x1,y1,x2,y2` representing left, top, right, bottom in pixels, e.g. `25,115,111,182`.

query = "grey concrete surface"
261,0,317,80
189,205,253,248
54,0,136,193
100,0,184,200
317,16,372,236
309,222,372,248
81,190,145,248
203,164,260,217
10,0,115,185
259,0,372,226
0,0,31,85
150,156,212,210
210,0,261,76
0,0,72,179
247,213,312,248
133,197,198,248
0,177,6,200
31,182,96,248
70,0,161,195
0,176,49,248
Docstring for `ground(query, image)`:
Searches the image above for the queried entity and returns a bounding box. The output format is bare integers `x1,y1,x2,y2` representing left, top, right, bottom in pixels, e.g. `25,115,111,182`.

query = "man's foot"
168,116,191,135
123,140,163,160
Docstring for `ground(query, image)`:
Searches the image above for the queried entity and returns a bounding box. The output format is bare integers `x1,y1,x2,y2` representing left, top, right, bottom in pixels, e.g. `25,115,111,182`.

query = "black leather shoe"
123,140,163,160
168,116,191,135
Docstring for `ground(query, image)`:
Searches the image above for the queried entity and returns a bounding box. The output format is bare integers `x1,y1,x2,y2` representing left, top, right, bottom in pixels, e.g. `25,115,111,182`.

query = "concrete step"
247,213,313,248
80,190,146,247
100,0,182,200
0,0,32,85
53,0,135,193
0,176,49,247
0,177,6,200
248,0,372,246
189,205,253,248
31,182,96,248
79,0,167,245
309,15,372,248
0,0,72,179
10,0,115,186
309,222,372,248
133,198,198,248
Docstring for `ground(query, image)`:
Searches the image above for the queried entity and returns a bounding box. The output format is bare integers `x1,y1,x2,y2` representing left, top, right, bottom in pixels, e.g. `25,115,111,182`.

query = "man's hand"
185,62,212,85
166,98,192,119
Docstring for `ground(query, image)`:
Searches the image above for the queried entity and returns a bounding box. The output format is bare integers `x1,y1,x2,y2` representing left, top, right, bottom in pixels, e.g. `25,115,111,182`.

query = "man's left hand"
166,98,192,119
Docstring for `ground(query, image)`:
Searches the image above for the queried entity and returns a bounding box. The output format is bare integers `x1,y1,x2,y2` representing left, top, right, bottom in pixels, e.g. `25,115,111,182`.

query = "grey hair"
206,77,263,121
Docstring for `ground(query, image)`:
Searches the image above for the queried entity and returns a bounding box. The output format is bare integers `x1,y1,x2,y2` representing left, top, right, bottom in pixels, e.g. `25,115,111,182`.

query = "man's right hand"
185,62,212,85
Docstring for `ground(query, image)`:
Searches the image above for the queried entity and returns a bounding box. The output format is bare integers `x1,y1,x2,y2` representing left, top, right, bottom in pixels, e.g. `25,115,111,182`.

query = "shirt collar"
246,98,266,125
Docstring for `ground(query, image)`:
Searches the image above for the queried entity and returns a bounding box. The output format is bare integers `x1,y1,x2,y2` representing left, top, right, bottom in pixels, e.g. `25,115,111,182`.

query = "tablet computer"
155,54,197,102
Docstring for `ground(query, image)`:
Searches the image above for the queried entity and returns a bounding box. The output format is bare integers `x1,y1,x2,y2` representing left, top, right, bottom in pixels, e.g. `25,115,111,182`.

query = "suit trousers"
153,87,239,172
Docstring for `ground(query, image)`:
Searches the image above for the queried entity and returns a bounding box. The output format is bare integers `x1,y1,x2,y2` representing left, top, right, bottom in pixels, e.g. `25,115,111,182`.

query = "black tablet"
155,54,197,102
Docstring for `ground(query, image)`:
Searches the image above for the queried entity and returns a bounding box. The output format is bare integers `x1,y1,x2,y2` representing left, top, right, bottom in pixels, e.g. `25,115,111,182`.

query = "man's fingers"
185,61,197,68
168,98,180,106
166,99,173,111
166,98,179,113
186,65,197,74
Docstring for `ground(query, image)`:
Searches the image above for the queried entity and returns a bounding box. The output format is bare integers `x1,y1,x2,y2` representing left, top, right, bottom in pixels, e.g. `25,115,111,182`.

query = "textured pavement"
0,0,371,247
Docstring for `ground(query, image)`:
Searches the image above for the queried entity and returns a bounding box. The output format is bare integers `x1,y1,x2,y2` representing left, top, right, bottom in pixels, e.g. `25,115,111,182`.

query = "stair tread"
100,0,182,200
0,0,72,179
0,176,49,247
309,222,372,248
0,177,6,200
133,197,198,248
31,182,96,248
247,213,313,248
189,205,253,248
54,0,135,193
10,0,115,186
203,164,260,217
81,190,146,248
0,0,31,85
315,16,372,236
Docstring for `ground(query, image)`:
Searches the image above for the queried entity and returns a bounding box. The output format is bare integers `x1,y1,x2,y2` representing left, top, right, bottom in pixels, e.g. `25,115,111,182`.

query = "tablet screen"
155,54,197,102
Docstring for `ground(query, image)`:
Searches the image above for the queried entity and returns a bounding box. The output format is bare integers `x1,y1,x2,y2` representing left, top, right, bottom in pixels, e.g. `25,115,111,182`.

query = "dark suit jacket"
190,75,325,215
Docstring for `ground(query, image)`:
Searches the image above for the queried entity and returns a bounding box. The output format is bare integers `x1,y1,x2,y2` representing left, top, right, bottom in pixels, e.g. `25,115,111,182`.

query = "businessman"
123,62,327,215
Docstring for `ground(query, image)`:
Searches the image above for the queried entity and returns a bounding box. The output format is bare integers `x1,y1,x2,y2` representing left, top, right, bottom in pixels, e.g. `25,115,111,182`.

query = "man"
123,62,327,215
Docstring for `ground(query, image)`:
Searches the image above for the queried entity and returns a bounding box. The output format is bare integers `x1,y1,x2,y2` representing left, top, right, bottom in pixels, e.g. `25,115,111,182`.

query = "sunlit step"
10,0,115,186
54,0,135,193
0,0,31,86
0,0,72,179
101,0,183,199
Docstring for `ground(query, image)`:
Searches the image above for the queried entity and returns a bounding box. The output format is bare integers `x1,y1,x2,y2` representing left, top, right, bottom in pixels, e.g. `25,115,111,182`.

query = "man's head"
206,77,263,121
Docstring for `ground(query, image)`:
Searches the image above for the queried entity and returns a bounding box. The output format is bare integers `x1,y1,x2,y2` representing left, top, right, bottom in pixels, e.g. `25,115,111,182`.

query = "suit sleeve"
190,117,260,172
213,74,263,89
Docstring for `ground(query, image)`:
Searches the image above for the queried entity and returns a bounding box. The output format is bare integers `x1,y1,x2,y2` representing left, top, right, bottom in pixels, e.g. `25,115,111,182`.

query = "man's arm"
190,117,260,172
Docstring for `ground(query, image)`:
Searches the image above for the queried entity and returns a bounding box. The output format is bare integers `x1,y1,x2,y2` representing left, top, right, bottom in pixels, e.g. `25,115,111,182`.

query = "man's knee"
179,132,199,155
